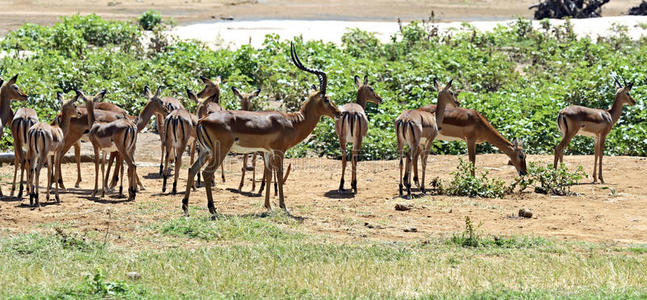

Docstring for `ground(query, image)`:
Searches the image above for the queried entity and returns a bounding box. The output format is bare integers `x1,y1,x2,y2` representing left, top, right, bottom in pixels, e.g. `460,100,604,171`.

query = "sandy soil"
0,0,641,35
0,132,645,246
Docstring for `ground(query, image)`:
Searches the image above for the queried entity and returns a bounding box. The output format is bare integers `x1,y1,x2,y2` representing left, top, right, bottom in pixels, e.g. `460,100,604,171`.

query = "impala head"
433,78,461,130
355,75,382,105
0,74,29,102
232,86,261,111
613,76,636,106
57,91,82,120
508,139,528,176
197,75,222,103
290,42,340,119
143,85,168,114
74,89,107,106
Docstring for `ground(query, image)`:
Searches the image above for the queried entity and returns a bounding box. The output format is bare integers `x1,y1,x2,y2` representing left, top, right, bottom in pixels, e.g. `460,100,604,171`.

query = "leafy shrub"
138,10,162,30
449,216,550,248
431,158,509,198
516,163,586,196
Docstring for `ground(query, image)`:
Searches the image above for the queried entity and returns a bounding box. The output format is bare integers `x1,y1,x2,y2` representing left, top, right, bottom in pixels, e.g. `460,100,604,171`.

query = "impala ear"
8,74,18,85
433,78,442,91
311,84,318,92
626,82,634,91
354,75,361,87
73,89,84,101
363,75,369,85
512,138,519,148
154,86,162,98
186,88,198,103
57,92,65,106
95,89,107,101
231,87,242,99
144,86,152,98
251,88,261,98
444,79,453,90
214,76,222,85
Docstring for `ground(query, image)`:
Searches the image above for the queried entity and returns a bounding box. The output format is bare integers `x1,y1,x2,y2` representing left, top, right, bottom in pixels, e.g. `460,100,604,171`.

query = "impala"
414,94,528,180
26,92,81,207
0,75,31,198
554,77,636,183
181,42,340,218
156,85,189,176
10,107,37,199
395,79,460,199
231,86,261,192
335,75,382,194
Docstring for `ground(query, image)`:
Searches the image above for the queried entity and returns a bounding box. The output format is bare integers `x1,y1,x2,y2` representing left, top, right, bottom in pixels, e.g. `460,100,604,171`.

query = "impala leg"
257,155,267,195
118,158,125,198
101,152,107,198
108,152,120,190
398,141,404,196
274,151,289,214
592,137,600,183
598,135,606,184
405,147,417,200
338,139,347,193
251,152,257,192
467,139,477,176
54,153,61,203
183,147,210,217
204,141,231,219
351,137,362,194
73,141,82,188
238,154,248,191
45,155,52,202
157,117,165,175
554,131,575,169
189,140,197,191
33,155,42,208
18,156,26,200
173,136,189,195
162,132,172,193
412,146,420,188
11,146,21,198
420,141,433,194
221,158,226,183
92,145,100,198
263,152,273,210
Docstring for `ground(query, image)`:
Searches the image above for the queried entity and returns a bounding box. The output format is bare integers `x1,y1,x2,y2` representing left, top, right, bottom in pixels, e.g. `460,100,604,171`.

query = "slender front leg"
251,152,257,191
92,146,100,197
263,152,273,210
598,135,606,184
74,141,82,188
420,141,433,194
189,139,197,191
46,154,52,202
101,152,107,198
274,151,288,213
54,153,61,203
592,137,599,183
119,158,125,197
238,154,248,191
183,147,210,217
467,139,477,176
157,116,165,175
11,147,21,198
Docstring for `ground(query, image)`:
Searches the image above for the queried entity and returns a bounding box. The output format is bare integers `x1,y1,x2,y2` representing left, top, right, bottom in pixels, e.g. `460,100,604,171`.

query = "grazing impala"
26,92,81,207
181,42,340,218
0,75,31,198
554,77,636,183
395,79,460,199
335,75,382,194
415,96,528,179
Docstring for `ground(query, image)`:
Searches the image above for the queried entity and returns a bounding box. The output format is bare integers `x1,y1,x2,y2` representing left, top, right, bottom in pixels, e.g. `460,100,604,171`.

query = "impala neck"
356,89,368,109
0,88,14,126
482,126,516,161
137,101,164,132
287,100,324,147
86,100,96,127
608,96,626,125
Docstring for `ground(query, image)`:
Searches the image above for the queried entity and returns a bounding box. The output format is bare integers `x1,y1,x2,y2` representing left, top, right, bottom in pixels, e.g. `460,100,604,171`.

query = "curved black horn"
612,75,622,88
290,42,328,96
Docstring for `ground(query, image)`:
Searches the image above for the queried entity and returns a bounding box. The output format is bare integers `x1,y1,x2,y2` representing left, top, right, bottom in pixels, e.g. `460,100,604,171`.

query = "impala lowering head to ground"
181,42,340,218
554,75,636,183
395,78,460,199
26,92,81,207
334,74,382,194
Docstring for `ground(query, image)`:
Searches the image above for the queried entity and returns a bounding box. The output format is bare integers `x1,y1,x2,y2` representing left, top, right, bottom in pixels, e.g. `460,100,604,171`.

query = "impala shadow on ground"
323,189,355,199
226,188,262,198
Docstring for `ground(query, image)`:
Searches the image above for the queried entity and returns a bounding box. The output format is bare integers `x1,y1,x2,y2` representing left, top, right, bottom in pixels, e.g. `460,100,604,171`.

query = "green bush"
516,163,586,196
430,158,509,198
138,10,162,31
0,15,645,158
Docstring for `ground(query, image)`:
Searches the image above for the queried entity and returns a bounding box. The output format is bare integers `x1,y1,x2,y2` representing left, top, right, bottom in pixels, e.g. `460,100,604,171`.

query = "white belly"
577,130,598,138
437,133,464,142
230,142,269,154
102,144,118,153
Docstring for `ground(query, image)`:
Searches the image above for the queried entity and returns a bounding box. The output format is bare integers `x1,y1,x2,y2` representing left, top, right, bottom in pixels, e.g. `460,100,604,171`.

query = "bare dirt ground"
0,132,645,246
0,0,640,35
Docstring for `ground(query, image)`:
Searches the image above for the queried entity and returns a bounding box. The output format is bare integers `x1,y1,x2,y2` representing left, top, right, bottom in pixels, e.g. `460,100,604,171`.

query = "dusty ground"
0,0,641,35
0,132,645,246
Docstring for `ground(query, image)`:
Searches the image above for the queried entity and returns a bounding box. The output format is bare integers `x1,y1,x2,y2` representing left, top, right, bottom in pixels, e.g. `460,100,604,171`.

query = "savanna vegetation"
0,14,645,160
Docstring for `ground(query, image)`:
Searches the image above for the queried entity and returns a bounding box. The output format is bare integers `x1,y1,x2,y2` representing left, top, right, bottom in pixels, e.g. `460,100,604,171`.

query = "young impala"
231,86,261,192
395,79,460,199
335,75,382,194
181,42,340,218
0,75,31,198
26,92,81,207
554,77,636,183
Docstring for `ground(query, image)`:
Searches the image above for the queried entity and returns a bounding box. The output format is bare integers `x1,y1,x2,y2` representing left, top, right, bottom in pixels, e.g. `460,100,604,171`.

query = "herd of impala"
0,43,637,217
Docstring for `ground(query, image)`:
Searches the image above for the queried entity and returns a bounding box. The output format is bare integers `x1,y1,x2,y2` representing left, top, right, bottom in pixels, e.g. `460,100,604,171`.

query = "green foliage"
517,163,586,195
449,216,549,248
1,15,646,158
138,10,162,30
431,158,508,198
84,270,130,297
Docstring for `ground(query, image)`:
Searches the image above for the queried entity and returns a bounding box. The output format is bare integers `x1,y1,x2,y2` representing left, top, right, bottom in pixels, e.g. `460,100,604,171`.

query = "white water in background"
170,16,647,49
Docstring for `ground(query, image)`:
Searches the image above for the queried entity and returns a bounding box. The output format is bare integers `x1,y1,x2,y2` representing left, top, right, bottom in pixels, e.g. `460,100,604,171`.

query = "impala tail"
556,112,568,137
